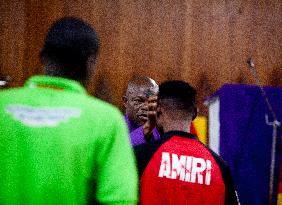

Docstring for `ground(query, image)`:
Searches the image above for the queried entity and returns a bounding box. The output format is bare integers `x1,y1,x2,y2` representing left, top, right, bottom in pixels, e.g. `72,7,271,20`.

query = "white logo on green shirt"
6,104,81,127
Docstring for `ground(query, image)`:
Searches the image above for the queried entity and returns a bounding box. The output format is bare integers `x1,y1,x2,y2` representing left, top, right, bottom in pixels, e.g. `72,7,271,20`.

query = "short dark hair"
158,80,196,112
40,17,99,82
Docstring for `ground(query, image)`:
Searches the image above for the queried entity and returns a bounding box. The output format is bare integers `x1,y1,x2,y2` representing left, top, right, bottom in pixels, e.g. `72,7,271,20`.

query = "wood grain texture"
0,0,25,87
0,0,281,114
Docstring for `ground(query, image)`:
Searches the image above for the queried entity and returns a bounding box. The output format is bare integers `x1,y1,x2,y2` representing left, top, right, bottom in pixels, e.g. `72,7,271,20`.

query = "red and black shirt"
134,131,239,205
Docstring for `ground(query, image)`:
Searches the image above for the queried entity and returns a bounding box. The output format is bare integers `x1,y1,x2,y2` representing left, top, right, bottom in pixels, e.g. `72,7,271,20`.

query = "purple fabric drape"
211,84,282,205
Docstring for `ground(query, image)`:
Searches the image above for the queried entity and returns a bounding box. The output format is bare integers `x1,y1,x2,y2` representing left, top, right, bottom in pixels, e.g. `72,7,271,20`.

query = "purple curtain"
214,84,282,205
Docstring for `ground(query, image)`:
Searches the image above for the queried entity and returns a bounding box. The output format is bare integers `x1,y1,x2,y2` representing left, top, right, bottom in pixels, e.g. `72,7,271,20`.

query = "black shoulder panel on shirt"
134,131,197,178
203,144,239,205
134,139,164,178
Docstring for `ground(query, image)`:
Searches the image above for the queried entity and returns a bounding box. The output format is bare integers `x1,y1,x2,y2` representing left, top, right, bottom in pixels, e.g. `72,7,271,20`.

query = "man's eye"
133,99,144,103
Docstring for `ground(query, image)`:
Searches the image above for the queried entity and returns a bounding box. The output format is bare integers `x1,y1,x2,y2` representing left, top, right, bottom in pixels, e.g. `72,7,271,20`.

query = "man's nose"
140,102,148,110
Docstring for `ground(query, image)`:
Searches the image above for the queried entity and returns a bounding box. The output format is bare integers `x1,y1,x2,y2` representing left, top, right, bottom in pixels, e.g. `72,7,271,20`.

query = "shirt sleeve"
93,110,138,205
222,165,240,205
207,147,240,205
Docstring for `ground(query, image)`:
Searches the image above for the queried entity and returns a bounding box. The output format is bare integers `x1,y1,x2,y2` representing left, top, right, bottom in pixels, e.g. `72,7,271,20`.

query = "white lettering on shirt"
158,152,212,185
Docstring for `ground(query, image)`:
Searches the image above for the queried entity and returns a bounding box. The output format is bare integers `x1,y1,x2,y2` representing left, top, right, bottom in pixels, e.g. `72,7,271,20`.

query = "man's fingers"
148,95,157,104
147,110,157,124
148,102,157,111
147,110,157,116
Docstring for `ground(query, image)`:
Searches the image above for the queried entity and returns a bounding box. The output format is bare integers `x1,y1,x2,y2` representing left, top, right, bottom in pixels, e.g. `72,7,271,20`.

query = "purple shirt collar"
124,114,160,146
124,114,139,133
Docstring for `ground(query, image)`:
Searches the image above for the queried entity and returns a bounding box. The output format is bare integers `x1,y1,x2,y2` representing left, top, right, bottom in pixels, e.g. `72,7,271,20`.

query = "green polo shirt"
0,76,138,205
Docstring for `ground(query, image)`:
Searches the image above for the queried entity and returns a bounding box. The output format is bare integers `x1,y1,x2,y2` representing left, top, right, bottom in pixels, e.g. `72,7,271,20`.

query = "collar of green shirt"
24,75,86,94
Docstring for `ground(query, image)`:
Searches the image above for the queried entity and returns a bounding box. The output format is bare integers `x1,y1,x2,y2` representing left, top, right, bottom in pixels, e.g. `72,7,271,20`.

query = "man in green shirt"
0,17,138,205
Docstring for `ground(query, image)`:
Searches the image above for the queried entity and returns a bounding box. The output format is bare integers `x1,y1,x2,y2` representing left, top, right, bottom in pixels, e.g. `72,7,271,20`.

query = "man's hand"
143,95,158,140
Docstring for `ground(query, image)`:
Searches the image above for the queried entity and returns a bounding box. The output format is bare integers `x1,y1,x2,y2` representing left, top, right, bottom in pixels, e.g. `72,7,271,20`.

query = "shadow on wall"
92,76,113,104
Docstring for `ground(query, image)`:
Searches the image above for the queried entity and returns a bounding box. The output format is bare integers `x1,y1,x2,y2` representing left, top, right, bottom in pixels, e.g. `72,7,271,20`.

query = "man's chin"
136,117,147,126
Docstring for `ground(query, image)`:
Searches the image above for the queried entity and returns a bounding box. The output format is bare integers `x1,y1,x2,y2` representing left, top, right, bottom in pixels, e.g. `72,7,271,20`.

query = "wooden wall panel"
23,0,64,78
0,0,25,87
0,0,281,114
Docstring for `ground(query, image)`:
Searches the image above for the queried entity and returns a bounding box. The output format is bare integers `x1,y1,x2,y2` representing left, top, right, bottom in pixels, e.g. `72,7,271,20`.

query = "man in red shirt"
134,80,239,205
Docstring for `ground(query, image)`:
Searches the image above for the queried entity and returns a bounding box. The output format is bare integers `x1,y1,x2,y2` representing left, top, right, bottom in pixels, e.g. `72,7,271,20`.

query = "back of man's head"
40,17,99,84
158,80,196,119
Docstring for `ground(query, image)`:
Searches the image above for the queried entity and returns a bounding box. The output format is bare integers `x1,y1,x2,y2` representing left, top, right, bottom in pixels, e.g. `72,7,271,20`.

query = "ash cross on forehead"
126,76,158,96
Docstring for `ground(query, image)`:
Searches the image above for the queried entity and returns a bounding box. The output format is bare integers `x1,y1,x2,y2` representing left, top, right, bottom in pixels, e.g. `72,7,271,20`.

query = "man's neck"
44,65,86,87
162,120,191,133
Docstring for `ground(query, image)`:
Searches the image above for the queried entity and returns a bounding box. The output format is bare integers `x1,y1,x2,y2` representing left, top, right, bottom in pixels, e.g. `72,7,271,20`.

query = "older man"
123,76,160,146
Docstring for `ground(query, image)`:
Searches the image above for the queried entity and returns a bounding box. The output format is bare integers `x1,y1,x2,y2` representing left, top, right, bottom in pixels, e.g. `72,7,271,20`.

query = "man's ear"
122,96,128,107
86,55,97,78
192,107,198,120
